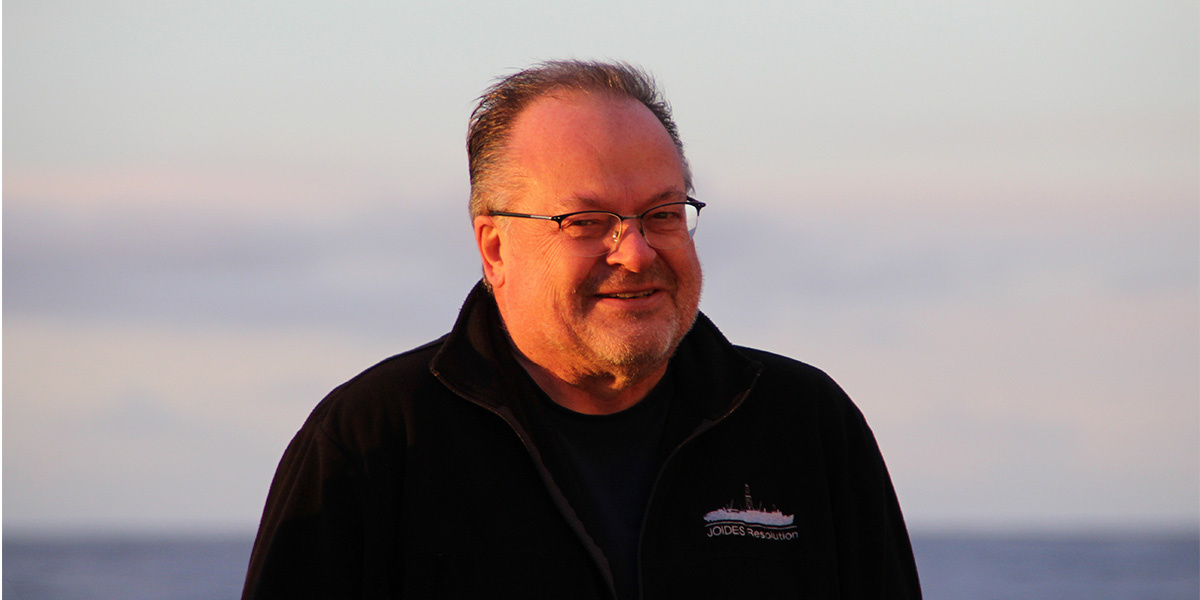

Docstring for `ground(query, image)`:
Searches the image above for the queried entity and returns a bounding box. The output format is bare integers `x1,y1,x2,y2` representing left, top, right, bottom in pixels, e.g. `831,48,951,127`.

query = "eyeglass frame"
487,198,706,256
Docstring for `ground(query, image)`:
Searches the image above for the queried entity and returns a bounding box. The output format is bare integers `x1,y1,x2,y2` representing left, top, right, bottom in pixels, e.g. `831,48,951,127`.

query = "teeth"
605,290,653,299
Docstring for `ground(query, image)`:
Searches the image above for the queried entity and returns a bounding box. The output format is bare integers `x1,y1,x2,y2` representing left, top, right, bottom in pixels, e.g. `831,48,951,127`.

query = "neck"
513,351,667,415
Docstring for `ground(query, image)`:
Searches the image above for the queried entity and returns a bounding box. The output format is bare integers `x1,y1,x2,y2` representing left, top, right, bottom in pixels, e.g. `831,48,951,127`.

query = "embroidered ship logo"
703,484,798,541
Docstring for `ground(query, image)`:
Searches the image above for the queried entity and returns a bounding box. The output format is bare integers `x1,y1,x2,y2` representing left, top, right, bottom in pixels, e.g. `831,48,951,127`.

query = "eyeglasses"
489,198,706,257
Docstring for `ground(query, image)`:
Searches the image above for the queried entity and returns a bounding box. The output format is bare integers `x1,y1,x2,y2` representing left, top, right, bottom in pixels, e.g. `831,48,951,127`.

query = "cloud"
2,316,410,531
3,193,481,336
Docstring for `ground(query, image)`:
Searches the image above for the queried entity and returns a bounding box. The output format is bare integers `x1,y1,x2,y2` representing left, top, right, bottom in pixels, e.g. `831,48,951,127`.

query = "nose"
606,217,657,271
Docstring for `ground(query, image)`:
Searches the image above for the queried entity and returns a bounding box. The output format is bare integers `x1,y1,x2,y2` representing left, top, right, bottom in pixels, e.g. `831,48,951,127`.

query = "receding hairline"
467,60,692,219
504,88,678,151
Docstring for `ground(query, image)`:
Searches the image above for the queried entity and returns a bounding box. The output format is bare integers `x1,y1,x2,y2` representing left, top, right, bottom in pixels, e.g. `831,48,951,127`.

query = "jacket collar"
430,280,762,421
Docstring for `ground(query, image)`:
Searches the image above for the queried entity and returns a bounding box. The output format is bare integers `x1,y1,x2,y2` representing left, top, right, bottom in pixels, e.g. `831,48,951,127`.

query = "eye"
560,213,613,237
643,205,685,232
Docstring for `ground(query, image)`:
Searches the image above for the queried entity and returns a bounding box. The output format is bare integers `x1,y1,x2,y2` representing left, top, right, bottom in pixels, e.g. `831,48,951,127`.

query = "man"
243,60,921,599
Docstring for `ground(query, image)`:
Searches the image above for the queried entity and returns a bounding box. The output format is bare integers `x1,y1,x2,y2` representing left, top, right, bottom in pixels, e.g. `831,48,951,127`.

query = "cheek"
508,242,586,297
667,248,702,286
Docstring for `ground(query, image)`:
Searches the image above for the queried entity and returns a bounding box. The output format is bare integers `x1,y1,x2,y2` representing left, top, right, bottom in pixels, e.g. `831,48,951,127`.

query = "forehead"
509,91,663,146
504,91,685,209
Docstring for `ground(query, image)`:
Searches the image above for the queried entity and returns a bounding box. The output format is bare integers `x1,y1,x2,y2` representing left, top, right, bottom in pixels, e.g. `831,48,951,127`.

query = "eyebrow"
563,190,687,212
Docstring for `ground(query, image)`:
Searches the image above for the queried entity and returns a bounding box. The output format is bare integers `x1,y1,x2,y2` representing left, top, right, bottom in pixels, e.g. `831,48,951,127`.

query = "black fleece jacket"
242,282,922,599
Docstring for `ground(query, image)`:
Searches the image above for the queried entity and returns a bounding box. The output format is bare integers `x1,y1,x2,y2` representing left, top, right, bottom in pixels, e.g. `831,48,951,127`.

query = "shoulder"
727,347,888,468
331,336,447,400
299,336,449,456
735,346,844,395
731,345,866,423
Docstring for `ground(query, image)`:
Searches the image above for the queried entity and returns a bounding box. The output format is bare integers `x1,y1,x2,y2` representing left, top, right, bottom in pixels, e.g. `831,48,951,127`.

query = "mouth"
596,289,657,300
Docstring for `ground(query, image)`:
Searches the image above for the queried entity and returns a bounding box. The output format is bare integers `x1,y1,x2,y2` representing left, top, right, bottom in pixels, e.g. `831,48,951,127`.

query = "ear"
474,215,506,289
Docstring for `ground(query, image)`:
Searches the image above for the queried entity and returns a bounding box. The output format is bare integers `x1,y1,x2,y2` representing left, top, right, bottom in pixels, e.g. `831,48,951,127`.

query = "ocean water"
3,536,253,600
3,532,1197,599
911,533,1199,600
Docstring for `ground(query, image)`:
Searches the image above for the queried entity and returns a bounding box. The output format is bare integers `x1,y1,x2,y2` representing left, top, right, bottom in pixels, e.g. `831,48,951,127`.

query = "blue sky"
4,0,1197,534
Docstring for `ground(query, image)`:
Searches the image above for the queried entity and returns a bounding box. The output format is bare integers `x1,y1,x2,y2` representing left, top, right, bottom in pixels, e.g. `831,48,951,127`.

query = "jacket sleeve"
821,376,922,598
241,417,374,599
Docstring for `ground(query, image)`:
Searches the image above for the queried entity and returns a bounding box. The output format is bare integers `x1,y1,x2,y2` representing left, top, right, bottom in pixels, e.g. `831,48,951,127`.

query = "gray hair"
466,60,692,219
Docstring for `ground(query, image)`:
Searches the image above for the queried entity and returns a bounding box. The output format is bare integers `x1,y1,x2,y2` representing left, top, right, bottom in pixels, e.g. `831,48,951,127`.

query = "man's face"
476,91,702,383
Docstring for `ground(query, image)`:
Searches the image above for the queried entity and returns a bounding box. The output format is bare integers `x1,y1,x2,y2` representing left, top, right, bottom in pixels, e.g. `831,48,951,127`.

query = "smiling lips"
585,265,675,303
597,289,657,300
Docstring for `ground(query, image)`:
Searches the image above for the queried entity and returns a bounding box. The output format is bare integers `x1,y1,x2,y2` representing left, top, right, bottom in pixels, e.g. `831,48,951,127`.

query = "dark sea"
3,531,1197,599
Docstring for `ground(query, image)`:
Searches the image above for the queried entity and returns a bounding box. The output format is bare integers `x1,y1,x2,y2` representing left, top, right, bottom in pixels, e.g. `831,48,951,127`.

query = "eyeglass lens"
559,202,700,257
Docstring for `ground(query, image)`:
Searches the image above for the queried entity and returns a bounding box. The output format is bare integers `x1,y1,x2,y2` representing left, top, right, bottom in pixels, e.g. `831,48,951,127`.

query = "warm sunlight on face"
479,92,702,383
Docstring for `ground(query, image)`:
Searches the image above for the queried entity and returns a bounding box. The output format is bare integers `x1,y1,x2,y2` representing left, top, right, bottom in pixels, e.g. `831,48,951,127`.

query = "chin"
587,314,689,372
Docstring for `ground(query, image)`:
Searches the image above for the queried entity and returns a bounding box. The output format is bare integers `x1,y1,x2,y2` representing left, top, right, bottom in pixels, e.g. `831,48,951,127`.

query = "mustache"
577,262,676,296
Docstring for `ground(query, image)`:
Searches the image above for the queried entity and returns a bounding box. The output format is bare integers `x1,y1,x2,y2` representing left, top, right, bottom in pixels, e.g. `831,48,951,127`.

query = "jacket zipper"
635,369,763,600
432,371,621,600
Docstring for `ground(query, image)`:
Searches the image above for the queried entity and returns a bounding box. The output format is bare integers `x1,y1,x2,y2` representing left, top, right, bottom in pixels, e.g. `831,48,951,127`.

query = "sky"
4,1,1197,535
